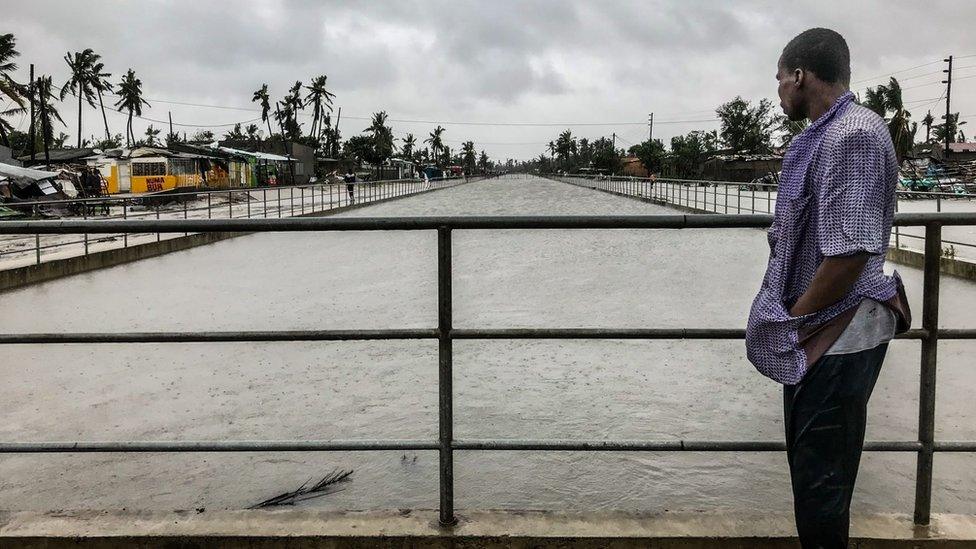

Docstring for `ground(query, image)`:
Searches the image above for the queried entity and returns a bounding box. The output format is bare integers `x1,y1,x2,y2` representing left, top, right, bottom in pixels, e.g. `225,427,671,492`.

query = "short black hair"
779,28,850,85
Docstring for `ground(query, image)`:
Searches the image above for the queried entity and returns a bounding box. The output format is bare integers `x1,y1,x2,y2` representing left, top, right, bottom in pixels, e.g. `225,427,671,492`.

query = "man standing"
343,169,356,205
746,28,911,547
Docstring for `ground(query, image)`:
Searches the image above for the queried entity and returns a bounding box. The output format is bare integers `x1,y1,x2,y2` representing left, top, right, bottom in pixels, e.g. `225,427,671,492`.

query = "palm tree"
223,122,246,142
461,141,476,172
547,140,556,160
0,33,25,148
364,110,395,167
555,130,576,169
244,123,261,144
252,84,273,143
862,87,887,117
478,150,489,173
401,133,416,159
304,75,335,142
88,56,113,142
933,113,967,146
33,75,65,156
280,80,304,139
863,78,914,162
922,111,935,144
425,125,445,166
114,69,149,147
882,78,913,162
60,49,98,148
144,124,161,146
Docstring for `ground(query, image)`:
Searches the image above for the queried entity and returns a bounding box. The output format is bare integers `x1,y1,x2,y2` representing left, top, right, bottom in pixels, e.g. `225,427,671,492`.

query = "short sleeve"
816,129,893,257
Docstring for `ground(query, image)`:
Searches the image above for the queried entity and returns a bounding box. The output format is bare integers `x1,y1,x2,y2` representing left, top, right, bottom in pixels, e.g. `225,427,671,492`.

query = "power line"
850,59,942,85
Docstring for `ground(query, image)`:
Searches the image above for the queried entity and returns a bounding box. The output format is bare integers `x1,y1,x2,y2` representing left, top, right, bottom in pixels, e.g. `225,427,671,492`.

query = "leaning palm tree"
252,84,273,143
0,33,25,147
862,86,887,118
60,49,98,148
88,56,113,142
304,75,335,142
283,80,304,139
425,125,445,166
114,69,149,147
881,78,913,162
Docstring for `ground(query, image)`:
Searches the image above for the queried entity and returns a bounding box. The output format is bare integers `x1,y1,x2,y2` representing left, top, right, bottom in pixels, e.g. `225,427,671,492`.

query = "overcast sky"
5,0,976,160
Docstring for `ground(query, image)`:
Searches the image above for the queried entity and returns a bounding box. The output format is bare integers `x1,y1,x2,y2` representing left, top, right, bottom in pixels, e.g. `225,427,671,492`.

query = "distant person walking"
343,170,356,204
745,28,910,547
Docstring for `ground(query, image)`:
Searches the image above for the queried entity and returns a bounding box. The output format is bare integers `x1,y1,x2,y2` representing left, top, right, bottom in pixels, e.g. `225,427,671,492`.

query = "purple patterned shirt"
745,91,902,384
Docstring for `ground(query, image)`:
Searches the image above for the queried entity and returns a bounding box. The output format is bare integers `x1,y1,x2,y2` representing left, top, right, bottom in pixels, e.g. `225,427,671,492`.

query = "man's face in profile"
776,62,805,122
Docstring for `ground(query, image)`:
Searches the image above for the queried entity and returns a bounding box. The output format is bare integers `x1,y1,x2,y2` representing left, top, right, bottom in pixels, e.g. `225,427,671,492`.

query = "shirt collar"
805,91,855,133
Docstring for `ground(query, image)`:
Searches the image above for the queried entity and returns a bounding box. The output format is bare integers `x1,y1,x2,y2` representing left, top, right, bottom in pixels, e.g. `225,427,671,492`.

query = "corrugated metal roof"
218,146,293,162
0,163,59,182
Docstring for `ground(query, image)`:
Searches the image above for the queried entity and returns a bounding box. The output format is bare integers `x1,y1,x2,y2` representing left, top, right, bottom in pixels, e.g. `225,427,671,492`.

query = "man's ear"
793,68,805,88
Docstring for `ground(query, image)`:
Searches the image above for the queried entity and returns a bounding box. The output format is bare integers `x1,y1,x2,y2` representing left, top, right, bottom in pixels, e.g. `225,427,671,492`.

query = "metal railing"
1,213,975,527
554,174,976,259
0,176,469,270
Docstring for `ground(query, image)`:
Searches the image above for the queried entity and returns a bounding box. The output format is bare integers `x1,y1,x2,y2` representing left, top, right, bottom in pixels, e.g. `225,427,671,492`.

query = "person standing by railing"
745,28,911,547
343,169,356,205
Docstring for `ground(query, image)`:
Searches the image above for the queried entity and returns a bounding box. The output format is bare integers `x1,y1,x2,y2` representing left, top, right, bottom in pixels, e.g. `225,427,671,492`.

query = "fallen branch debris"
250,469,353,509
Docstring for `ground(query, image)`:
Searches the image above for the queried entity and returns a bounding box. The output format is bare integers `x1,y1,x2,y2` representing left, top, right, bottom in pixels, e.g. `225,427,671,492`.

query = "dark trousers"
783,343,888,548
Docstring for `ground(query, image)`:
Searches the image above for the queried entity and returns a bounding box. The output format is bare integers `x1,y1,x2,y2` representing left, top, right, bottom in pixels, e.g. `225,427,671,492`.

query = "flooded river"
1,175,974,515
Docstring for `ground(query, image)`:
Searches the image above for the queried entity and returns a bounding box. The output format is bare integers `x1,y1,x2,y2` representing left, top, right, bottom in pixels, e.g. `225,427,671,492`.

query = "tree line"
0,32,495,173
532,78,967,177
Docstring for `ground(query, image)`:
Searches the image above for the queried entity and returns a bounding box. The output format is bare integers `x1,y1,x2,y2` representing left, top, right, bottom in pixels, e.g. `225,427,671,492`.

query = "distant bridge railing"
0,213,974,527
553,174,976,260
0,176,469,270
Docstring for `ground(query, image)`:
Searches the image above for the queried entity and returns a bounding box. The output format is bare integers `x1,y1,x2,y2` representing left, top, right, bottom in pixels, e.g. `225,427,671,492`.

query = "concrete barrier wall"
0,179,482,293
571,180,976,283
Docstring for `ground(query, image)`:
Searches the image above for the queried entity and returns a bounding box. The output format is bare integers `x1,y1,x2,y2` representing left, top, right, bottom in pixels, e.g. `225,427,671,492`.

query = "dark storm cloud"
4,0,975,159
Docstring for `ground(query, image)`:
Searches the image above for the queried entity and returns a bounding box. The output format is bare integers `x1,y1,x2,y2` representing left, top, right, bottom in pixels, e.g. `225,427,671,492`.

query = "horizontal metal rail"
0,439,955,453
5,212,976,235
4,439,975,454
12,328,976,345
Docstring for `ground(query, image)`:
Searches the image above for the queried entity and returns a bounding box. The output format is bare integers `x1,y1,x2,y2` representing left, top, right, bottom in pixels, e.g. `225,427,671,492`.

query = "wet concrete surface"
0,176,973,515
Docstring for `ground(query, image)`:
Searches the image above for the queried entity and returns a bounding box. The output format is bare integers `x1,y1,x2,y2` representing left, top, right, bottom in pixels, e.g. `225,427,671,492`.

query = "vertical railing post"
894,198,901,249
437,226,456,526
35,233,40,265
83,206,89,256
914,222,942,526
122,202,128,248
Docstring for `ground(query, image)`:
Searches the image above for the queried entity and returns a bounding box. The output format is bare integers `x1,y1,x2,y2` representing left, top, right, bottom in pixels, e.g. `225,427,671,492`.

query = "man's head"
776,28,850,120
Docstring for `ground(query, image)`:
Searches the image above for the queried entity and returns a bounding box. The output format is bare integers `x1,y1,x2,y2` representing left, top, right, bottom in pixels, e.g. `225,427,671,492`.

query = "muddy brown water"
1,176,973,514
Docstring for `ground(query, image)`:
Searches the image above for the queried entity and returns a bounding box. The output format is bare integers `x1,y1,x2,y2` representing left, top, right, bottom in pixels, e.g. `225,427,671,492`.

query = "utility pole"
942,55,953,158
612,132,616,150
168,111,174,141
648,113,654,142
28,64,35,162
334,106,341,157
